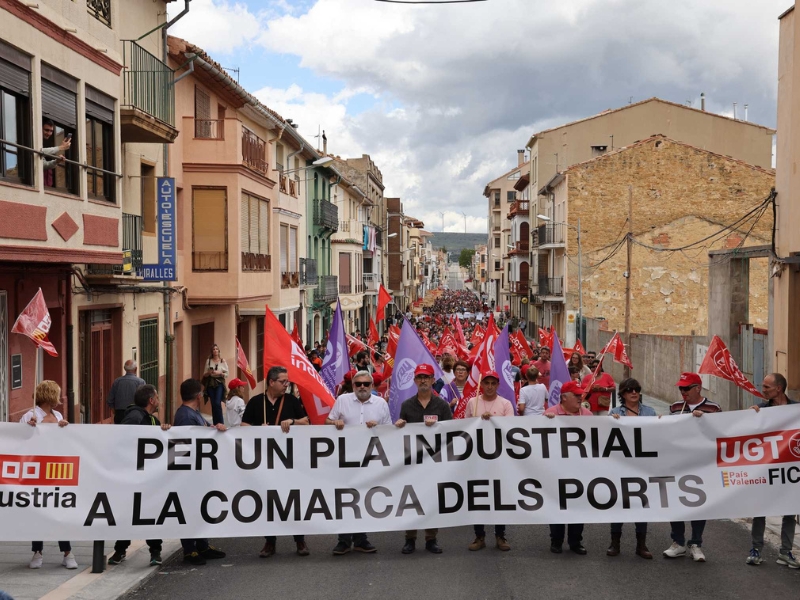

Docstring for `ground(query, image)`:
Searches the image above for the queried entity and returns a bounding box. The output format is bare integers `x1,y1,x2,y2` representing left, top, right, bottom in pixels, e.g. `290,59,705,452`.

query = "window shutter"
289,227,297,271
85,86,114,124
240,194,249,253
192,188,227,253
0,58,29,97
249,195,259,254
41,79,77,128
280,225,288,272
259,199,269,255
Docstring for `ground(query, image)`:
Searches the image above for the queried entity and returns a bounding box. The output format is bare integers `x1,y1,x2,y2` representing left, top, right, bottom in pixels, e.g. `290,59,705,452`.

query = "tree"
459,248,475,269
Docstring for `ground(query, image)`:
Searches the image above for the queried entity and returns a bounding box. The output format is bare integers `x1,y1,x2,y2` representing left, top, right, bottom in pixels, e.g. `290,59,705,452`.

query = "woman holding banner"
608,378,656,559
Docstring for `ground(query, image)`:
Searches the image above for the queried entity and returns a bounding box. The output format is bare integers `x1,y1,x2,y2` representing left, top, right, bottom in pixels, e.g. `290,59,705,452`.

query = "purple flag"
547,330,572,407
321,300,348,395
388,318,444,421
493,324,517,413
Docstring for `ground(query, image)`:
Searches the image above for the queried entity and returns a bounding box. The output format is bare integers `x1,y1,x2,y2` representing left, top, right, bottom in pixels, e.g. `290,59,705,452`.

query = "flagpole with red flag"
377,285,392,321
235,337,257,389
699,335,764,398
11,288,58,411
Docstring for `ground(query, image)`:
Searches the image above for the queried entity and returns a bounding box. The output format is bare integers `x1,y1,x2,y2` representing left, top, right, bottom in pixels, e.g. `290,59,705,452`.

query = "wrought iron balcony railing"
300,258,318,286
242,127,268,175
534,223,565,247
195,119,224,139
535,276,564,297
86,213,142,276
317,275,338,303
241,252,270,272
314,198,339,231
88,0,111,26
122,40,174,127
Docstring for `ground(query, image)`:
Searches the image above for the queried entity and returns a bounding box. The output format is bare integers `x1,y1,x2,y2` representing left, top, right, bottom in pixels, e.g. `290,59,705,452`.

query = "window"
139,318,158,387
41,64,78,195
507,171,520,180
507,191,516,202
192,187,228,271
495,260,500,270
280,224,288,273
0,42,32,185
85,87,115,202
494,236,500,248
141,163,156,234
256,316,264,382
339,252,352,294
290,227,297,272
240,192,269,259
194,86,211,138
493,191,500,207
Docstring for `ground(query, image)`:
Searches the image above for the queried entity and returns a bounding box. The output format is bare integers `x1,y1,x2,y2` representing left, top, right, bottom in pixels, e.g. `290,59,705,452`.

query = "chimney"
517,149,525,166
322,130,327,155
700,92,705,111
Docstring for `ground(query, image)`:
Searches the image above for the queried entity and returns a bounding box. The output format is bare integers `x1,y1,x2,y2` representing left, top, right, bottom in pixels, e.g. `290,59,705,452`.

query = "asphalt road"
125,521,800,600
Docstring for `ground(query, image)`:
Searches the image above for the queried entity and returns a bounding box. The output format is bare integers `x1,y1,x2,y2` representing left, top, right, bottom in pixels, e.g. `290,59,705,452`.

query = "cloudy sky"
169,0,788,233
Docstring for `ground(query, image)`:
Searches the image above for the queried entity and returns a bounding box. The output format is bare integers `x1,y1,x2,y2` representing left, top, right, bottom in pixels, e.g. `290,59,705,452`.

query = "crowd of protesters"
16,289,798,575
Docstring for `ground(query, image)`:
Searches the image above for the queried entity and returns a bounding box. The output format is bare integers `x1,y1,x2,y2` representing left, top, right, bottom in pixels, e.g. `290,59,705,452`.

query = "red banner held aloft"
368,318,380,348
263,306,336,424
11,288,57,357
700,336,764,398
377,285,392,321
603,332,633,369
235,337,257,389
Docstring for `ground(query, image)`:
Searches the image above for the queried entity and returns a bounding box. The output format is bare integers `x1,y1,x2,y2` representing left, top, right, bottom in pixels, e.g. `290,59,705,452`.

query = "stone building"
537,135,774,340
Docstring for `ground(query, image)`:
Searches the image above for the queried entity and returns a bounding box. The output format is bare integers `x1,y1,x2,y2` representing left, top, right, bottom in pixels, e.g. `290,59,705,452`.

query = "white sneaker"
688,544,706,562
62,554,78,569
777,551,800,569
29,551,43,569
663,542,686,558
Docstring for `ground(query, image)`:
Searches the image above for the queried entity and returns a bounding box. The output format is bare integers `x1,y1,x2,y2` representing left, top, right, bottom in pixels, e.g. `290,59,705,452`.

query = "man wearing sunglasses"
664,372,721,563
327,371,390,556
240,366,310,558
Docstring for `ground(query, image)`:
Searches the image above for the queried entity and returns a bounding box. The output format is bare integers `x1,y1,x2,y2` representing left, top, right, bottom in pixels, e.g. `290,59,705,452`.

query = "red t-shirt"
582,372,615,412
533,360,551,389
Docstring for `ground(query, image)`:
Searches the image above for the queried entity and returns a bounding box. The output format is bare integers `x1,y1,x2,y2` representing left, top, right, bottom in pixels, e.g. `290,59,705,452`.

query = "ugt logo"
0,455,80,486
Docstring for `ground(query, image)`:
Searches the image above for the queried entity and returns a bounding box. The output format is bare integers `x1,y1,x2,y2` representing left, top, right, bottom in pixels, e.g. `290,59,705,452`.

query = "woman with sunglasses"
607,378,656,560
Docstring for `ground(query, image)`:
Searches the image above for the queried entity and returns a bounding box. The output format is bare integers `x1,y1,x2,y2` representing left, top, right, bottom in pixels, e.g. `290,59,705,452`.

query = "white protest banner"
2,407,800,541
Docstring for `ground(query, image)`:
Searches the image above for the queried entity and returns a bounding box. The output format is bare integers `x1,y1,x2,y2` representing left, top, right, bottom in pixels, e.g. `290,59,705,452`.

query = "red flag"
377,285,392,321
604,332,633,369
455,314,500,419
383,325,401,379
235,337,257,389
346,334,367,358
368,318,380,348
291,321,302,348
512,330,532,360
573,339,586,356
263,306,335,424
470,324,486,346
700,335,764,398
11,288,57,357
453,315,467,346
538,327,552,349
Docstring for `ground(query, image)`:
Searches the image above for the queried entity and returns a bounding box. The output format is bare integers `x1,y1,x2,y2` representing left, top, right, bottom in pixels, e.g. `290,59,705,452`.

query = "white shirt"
20,406,64,424
440,371,455,384
226,395,245,427
329,393,392,426
519,384,548,416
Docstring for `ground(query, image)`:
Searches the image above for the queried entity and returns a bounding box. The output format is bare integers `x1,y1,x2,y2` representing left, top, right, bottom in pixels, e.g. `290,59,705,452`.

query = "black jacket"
121,404,161,426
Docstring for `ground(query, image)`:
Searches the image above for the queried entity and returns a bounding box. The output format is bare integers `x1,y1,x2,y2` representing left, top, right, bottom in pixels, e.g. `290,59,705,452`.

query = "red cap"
414,364,435,376
228,378,247,390
481,371,500,381
676,372,702,387
344,369,357,382
521,364,530,377
560,381,585,396
372,372,384,386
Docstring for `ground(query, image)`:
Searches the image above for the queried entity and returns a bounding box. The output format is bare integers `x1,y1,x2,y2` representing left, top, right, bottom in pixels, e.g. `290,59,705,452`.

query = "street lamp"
283,156,334,175
536,214,583,344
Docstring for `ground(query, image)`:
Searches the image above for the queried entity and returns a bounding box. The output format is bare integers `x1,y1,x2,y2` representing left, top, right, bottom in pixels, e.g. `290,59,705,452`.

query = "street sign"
139,177,177,281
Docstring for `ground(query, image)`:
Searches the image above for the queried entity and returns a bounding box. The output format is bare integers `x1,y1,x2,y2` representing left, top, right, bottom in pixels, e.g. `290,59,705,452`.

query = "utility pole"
577,216,583,345
623,185,632,379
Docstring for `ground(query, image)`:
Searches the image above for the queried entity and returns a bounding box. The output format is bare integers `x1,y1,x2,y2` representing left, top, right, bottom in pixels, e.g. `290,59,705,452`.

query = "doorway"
191,322,215,380
79,309,119,423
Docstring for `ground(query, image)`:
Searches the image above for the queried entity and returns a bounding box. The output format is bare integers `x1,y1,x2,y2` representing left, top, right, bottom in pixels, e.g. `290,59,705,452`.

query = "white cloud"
168,0,263,54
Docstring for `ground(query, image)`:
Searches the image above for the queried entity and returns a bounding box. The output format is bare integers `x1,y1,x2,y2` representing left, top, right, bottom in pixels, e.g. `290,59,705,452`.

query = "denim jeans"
752,515,796,554
670,520,706,546
474,524,505,538
549,524,584,546
32,541,71,553
265,535,305,546
208,385,225,425
610,522,647,535
181,538,209,555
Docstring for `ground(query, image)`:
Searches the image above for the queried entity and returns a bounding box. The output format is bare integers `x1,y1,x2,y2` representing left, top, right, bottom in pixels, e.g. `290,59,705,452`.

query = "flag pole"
33,348,39,412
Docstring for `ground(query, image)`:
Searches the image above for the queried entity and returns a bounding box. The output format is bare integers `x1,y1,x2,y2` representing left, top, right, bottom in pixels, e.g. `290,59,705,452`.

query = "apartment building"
386,196,404,312
0,0,179,423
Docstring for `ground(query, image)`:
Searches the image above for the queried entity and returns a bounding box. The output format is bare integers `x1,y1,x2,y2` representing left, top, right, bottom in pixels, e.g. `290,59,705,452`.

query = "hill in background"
428,232,487,261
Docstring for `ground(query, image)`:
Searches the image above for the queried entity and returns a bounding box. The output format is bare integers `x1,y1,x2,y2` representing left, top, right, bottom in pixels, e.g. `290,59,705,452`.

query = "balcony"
241,252,271,272
193,251,228,271
87,0,111,26
300,258,318,286
334,219,367,244
242,128,268,176
317,275,338,304
282,271,300,289
509,240,529,255
507,201,529,219
339,281,352,294
364,273,381,293
120,41,177,144
86,214,143,280
510,280,529,295
314,198,339,231
534,223,565,248
535,276,564,297
195,119,224,140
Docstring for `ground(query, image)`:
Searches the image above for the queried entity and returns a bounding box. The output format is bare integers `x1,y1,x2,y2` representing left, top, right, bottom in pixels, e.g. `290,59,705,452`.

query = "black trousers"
549,524,584,546
115,539,162,554
114,410,126,424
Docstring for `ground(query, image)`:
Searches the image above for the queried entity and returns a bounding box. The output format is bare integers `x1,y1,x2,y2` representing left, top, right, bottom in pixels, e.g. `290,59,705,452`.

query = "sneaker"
149,552,162,566
746,548,763,565
62,554,78,569
663,542,686,558
201,546,226,560
29,552,43,569
108,551,126,565
332,542,351,555
688,544,705,562
468,536,486,551
183,552,206,566
777,551,800,569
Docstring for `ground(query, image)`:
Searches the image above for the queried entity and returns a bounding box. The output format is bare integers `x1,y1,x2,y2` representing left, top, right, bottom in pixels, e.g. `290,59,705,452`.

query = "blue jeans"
207,384,224,425
670,520,705,547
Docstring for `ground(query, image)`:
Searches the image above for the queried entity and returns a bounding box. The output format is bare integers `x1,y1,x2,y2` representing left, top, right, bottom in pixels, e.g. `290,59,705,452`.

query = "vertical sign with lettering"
140,177,177,281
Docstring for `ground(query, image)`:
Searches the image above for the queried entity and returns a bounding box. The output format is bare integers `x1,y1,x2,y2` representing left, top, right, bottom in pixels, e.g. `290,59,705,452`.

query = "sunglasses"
621,388,641,395
678,385,697,393
353,381,372,388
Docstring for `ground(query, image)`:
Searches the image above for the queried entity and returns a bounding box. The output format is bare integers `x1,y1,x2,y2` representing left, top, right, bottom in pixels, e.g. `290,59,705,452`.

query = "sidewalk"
0,539,181,600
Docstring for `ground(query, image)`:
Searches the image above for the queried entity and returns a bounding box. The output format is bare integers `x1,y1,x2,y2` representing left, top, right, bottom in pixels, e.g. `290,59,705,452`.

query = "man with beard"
327,371,391,555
